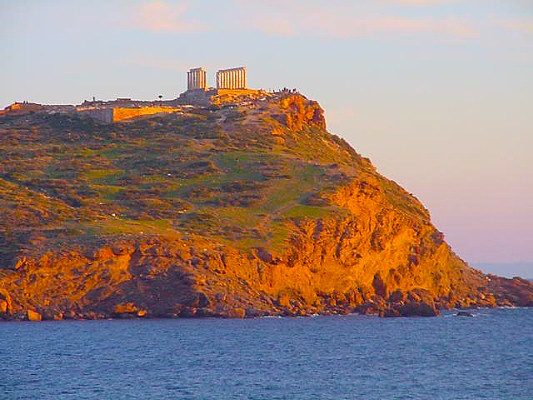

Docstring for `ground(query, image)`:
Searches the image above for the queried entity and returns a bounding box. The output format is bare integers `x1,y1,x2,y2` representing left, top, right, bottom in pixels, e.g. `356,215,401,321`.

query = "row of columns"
187,68,207,90
216,68,247,90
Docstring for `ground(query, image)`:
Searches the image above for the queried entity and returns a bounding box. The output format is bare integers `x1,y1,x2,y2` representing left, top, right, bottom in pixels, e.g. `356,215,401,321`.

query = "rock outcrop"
27,309,42,321
0,92,531,320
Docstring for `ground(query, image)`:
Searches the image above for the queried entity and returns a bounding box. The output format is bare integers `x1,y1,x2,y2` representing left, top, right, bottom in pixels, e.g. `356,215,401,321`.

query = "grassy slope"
0,98,425,266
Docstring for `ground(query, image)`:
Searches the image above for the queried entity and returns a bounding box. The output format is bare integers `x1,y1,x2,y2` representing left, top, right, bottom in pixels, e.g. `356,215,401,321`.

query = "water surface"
1,308,531,399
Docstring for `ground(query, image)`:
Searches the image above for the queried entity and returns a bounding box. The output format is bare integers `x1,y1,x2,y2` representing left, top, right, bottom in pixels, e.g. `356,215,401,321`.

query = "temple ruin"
185,66,248,92
216,67,247,90
187,67,207,91
1,66,266,123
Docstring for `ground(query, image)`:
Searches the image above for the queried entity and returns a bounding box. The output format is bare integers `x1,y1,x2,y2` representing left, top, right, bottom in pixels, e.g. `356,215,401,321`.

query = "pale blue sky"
1,1,532,272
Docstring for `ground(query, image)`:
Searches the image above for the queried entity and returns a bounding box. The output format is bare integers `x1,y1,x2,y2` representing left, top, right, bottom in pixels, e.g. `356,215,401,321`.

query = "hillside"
0,93,531,320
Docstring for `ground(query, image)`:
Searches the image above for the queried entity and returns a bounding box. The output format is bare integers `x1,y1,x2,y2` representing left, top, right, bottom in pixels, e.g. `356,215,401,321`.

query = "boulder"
0,300,8,314
114,303,138,314
42,310,64,320
372,273,388,298
355,301,382,316
455,311,475,317
27,310,42,321
388,289,406,304
399,301,439,317
179,307,197,318
382,308,401,318
0,290,12,314
255,247,273,263
226,307,246,318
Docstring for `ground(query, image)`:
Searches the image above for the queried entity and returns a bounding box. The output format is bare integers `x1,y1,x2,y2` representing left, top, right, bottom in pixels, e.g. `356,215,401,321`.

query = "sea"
1,308,531,400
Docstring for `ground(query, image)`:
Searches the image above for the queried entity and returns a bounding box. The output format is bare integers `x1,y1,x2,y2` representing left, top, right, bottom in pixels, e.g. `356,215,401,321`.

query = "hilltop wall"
77,108,113,123
112,107,181,122
0,102,44,117
77,106,182,123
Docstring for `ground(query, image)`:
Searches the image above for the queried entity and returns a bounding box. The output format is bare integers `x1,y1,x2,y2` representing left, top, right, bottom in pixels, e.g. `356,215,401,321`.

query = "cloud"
131,1,207,33
248,11,477,39
386,0,457,5
126,0,480,40
499,19,533,35
231,1,478,40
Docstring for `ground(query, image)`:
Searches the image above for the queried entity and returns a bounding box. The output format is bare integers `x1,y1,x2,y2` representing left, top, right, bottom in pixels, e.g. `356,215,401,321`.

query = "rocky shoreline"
1,305,528,322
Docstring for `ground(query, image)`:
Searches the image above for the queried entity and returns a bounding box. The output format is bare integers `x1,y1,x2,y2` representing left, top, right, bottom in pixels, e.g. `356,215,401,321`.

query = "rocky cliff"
0,92,531,320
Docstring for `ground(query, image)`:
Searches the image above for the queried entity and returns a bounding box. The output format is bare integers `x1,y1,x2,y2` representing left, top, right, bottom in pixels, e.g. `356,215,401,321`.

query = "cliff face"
0,93,531,320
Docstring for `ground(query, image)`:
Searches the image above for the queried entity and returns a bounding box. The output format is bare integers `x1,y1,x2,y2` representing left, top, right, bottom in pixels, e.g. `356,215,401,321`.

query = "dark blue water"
1,308,531,400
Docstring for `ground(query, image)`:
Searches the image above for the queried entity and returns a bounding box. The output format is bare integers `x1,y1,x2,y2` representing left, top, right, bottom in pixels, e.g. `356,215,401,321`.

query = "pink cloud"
132,1,207,33
127,1,480,40
386,0,458,5
250,12,477,39
499,19,533,34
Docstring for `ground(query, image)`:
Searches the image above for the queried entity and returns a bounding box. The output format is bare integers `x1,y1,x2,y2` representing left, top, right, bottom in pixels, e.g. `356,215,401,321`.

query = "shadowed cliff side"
0,92,531,320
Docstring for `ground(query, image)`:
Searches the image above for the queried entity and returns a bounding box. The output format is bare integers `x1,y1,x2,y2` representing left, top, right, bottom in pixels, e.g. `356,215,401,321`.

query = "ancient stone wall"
76,107,181,123
77,108,113,123
112,107,181,122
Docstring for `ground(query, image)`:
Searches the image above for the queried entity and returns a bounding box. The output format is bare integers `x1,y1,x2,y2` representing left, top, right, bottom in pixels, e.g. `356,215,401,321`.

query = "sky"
1,0,532,275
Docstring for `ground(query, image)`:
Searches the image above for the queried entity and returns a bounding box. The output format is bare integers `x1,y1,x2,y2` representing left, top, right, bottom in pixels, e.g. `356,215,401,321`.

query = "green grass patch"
84,169,120,181
283,205,334,219
84,218,174,236
91,184,124,200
